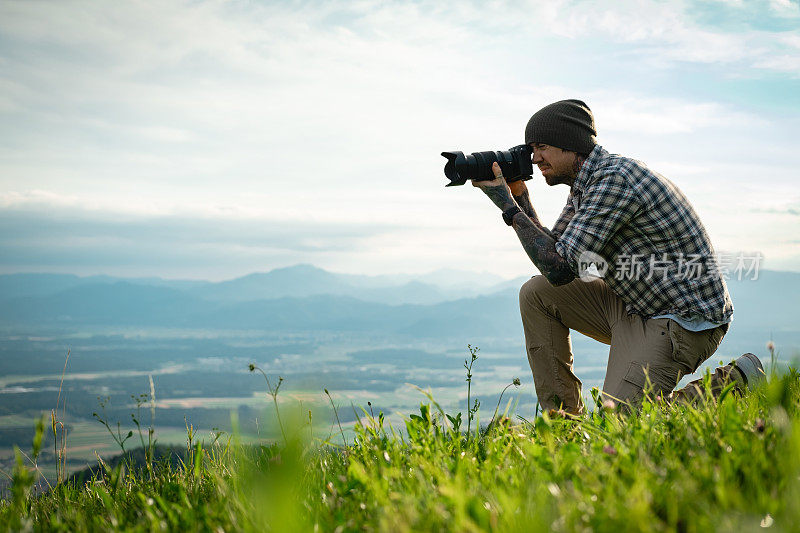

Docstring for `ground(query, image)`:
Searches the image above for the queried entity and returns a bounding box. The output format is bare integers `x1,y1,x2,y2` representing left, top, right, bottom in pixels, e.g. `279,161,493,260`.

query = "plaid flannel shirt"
553,145,733,323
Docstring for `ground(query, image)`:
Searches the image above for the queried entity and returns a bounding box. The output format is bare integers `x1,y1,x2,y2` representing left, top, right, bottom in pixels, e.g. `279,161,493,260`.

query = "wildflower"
602,399,616,410
494,416,511,427
248,363,255,372
513,377,521,386
603,445,617,456
755,418,766,433
766,341,775,352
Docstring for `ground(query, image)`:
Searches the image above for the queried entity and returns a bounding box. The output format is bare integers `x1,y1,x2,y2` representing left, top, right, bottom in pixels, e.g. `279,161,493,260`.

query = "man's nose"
532,151,542,163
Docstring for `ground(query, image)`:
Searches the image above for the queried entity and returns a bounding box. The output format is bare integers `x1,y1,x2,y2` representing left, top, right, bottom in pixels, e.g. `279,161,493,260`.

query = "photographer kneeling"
471,99,763,414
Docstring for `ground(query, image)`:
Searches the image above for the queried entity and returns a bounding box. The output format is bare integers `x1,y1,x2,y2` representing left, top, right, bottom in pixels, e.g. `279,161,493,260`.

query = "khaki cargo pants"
519,275,731,414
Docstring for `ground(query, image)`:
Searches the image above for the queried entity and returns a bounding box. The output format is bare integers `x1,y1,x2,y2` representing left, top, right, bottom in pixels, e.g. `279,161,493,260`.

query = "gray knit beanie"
524,99,597,154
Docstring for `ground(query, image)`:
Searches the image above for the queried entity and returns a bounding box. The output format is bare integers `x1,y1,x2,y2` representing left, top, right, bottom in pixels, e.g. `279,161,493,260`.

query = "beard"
544,171,573,187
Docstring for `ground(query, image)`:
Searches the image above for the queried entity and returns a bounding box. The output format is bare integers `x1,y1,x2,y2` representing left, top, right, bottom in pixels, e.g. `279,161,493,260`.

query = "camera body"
441,144,533,187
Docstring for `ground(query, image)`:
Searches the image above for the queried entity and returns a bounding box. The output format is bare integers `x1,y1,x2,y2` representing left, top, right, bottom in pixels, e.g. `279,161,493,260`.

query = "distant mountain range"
0,265,798,343
0,265,512,306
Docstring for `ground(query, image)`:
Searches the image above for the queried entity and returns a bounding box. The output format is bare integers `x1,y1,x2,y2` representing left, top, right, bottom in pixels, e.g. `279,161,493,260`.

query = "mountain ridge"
0,267,798,345
0,264,521,306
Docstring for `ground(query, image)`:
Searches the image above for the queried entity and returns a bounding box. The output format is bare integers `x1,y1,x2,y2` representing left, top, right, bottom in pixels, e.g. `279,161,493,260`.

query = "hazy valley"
1,264,798,482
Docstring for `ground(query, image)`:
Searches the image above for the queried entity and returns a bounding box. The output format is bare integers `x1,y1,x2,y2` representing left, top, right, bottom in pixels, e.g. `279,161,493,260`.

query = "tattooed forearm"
478,178,567,282
511,212,575,286
512,189,556,239
512,189,538,221
481,183,517,211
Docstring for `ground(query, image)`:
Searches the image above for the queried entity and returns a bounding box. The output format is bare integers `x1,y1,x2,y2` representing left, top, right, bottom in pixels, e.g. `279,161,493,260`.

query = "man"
473,99,763,414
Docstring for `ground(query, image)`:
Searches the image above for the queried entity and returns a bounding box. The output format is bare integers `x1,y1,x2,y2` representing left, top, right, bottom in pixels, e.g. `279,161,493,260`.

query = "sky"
0,0,799,281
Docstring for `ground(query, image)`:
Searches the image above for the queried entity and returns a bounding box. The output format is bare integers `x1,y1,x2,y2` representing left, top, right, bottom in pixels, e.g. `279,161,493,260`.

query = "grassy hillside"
1,367,798,532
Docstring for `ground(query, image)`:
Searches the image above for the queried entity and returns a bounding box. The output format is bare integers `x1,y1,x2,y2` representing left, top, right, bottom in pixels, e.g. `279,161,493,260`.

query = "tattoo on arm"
512,189,537,221
481,182,570,283
512,190,556,240
511,213,575,286
481,183,516,211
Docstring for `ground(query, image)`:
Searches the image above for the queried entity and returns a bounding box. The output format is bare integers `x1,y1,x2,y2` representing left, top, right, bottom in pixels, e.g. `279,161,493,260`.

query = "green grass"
1,365,799,532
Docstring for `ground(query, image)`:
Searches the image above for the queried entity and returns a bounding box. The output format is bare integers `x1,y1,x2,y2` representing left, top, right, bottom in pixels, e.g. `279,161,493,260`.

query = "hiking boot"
731,352,766,389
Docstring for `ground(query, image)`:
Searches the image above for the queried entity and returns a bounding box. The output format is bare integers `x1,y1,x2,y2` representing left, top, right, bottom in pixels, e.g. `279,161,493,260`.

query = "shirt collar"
572,144,606,194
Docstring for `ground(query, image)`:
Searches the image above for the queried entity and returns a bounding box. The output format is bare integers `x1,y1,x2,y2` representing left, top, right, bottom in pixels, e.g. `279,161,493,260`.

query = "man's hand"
472,162,516,212
470,161,573,285
473,162,529,203
471,162,507,189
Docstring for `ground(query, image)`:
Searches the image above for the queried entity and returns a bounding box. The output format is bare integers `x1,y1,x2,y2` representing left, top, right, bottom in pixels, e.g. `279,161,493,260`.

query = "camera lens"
441,145,532,187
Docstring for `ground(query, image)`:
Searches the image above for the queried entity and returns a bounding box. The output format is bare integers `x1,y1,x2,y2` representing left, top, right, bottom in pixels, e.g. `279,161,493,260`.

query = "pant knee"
519,275,550,309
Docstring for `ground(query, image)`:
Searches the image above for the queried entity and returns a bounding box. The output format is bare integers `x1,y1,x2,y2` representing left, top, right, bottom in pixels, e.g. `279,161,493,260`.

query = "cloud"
769,0,800,17
751,206,800,217
754,55,800,73
0,0,798,278
0,203,398,279
592,96,766,135
526,0,800,70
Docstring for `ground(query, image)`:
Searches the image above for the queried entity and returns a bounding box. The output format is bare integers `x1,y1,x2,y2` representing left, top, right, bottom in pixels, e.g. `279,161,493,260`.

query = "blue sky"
0,0,798,280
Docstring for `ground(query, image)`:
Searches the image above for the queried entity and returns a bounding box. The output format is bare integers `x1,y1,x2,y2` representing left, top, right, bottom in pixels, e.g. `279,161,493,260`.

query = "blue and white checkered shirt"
553,145,733,324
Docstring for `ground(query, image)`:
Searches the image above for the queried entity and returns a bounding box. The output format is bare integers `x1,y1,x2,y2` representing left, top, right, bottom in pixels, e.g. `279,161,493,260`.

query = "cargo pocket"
667,321,727,374
622,361,682,404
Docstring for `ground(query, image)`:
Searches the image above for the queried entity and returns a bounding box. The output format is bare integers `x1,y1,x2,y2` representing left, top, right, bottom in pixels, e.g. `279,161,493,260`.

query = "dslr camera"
441,144,533,187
